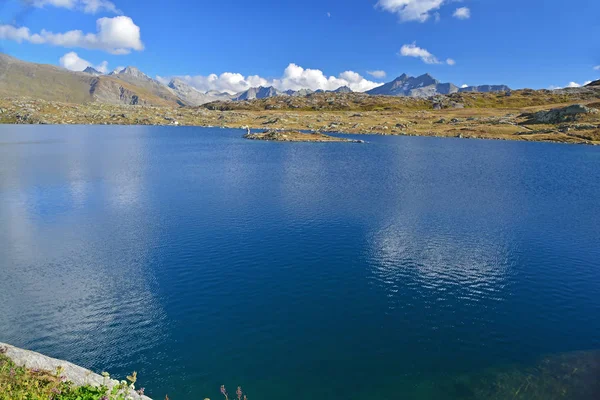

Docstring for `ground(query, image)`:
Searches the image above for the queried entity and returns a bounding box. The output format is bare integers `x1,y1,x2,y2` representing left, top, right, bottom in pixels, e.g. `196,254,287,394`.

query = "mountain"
586,80,600,87
112,66,183,105
233,86,283,101
333,86,353,93
366,73,508,97
283,88,315,97
167,78,226,106
115,66,152,81
459,85,511,93
83,67,103,76
366,73,458,97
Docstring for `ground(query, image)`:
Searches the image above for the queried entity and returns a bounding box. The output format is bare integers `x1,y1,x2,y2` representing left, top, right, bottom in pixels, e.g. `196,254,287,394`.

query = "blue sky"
0,0,599,92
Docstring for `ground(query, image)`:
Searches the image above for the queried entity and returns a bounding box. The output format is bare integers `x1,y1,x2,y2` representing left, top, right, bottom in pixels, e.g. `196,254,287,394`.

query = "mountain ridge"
366,73,509,97
1,52,515,107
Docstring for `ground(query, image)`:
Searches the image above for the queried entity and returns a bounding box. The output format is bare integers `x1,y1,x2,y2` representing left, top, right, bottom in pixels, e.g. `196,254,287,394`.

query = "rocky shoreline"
0,342,151,400
1,97,599,146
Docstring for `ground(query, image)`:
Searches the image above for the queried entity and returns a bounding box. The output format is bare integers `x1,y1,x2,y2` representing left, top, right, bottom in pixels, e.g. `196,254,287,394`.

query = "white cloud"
584,81,592,85
29,0,120,14
59,51,108,73
161,63,382,94
453,7,471,19
274,64,381,92
0,16,143,54
400,43,453,65
594,65,600,71
567,82,581,88
367,70,387,79
400,43,439,64
377,0,445,22
461,84,468,88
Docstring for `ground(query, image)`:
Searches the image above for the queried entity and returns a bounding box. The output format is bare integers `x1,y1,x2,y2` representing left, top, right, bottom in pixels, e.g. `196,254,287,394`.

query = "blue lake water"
1,125,599,399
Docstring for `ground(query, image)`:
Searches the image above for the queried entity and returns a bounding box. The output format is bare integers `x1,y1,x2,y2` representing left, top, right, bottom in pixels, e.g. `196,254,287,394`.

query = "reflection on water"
0,126,167,375
1,125,600,400
370,224,510,301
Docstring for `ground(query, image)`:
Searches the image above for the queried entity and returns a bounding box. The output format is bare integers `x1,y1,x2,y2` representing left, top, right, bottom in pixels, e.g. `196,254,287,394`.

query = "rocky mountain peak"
167,78,194,91
83,67,102,75
333,86,353,93
118,66,151,81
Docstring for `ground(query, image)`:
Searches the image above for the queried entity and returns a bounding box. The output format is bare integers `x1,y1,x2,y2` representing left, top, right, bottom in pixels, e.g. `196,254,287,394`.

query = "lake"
1,125,599,399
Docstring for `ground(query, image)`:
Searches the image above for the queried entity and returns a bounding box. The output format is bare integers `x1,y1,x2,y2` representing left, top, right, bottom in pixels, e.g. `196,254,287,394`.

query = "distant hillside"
587,80,600,87
0,53,182,106
0,53,95,103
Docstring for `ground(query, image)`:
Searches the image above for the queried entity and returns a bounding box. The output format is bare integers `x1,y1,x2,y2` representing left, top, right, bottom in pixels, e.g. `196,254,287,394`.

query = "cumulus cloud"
453,7,470,19
400,43,454,65
367,70,387,79
377,0,445,22
461,84,468,88
160,63,383,94
59,51,108,73
0,16,143,54
274,64,382,92
28,0,120,14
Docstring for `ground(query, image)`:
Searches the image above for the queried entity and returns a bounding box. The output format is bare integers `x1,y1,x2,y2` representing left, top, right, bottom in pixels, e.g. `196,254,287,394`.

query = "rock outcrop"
523,104,598,124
